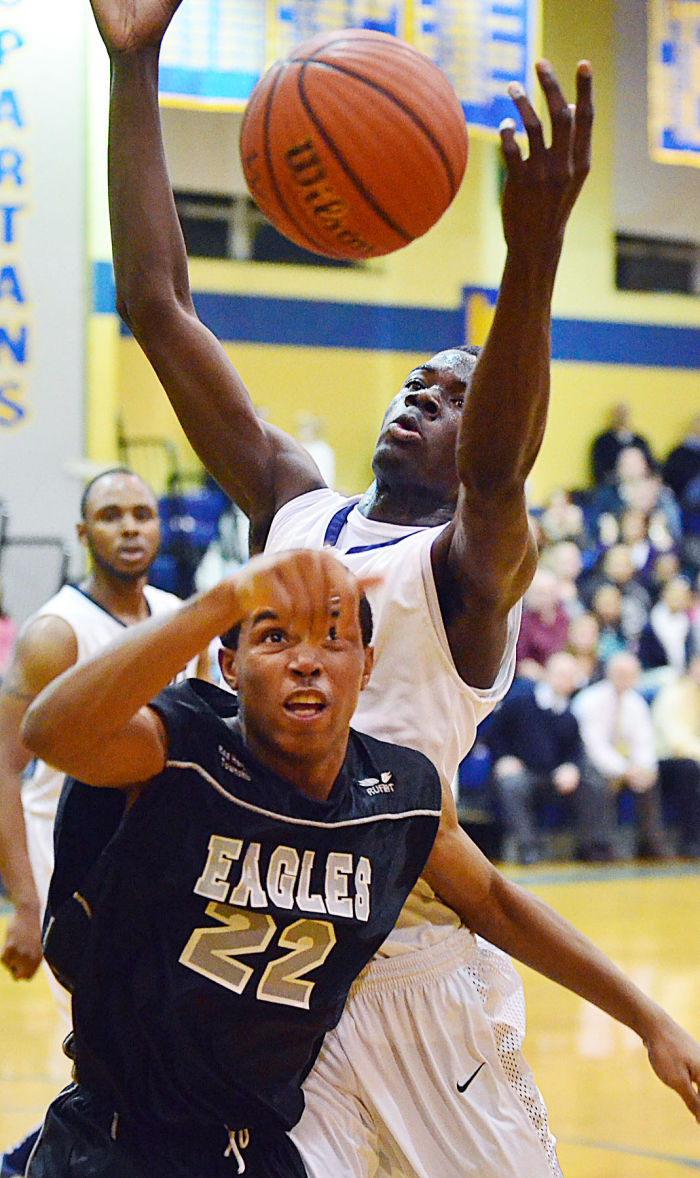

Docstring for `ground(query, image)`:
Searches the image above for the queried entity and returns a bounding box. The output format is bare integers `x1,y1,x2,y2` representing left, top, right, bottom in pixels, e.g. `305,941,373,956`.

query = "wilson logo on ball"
239,28,468,261
285,138,374,257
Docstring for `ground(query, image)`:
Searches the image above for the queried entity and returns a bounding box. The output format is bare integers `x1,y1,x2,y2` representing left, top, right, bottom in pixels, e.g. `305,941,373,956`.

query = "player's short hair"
80,468,153,520
220,593,374,651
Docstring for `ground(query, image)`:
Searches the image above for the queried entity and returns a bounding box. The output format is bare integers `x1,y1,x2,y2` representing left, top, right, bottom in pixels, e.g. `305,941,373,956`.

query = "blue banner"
649,0,700,165
158,0,537,133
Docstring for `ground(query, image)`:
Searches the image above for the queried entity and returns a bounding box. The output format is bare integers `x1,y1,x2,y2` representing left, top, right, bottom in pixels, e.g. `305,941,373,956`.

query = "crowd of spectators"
466,407,700,865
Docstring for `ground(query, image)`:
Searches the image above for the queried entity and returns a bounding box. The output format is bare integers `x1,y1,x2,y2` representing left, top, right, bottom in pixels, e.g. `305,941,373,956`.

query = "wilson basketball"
239,28,468,261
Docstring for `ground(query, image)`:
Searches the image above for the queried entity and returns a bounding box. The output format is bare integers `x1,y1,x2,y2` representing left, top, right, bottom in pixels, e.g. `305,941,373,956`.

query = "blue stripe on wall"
92,262,700,369
551,317,700,368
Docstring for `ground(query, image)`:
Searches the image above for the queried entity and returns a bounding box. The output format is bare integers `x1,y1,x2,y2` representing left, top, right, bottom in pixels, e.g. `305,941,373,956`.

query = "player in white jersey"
89,2,700,1174
0,468,206,1177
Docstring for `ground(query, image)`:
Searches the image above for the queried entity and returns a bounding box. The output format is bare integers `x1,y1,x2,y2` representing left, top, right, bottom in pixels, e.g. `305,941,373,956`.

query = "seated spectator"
565,611,604,691
649,549,683,603
624,468,682,548
515,567,570,681
590,402,655,487
585,447,682,546
538,541,586,618
662,413,700,504
651,654,700,857
638,575,696,676
591,583,629,662
483,652,615,864
580,543,652,648
618,507,664,590
538,488,593,550
571,652,672,860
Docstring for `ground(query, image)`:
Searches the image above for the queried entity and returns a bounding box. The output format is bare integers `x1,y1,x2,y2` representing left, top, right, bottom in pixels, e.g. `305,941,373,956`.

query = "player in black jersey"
20,548,442,1178
20,544,700,1178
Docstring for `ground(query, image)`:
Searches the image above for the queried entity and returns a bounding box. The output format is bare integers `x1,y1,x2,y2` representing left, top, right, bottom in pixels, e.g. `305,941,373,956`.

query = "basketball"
239,28,469,261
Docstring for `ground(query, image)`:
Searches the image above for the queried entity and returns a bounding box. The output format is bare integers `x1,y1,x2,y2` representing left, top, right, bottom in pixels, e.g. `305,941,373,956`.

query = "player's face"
222,600,373,789
78,474,160,582
371,350,477,502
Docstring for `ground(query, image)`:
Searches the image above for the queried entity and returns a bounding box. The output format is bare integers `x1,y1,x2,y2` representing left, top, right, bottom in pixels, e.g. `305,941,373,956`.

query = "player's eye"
261,628,288,645
405,378,424,391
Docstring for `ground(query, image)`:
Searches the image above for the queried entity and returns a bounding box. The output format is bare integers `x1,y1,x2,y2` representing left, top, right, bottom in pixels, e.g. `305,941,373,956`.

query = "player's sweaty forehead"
420,349,477,385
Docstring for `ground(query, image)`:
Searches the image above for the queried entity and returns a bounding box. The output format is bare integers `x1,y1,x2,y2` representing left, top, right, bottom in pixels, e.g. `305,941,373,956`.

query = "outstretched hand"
645,1015,700,1122
89,0,184,54
499,59,593,259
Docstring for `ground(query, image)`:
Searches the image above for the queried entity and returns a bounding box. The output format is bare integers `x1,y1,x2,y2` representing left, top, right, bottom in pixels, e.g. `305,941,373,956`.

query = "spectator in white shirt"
571,652,671,859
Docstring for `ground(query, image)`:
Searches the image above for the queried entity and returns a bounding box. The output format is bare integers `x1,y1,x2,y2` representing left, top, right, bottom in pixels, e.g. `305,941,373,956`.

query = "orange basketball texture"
239,28,469,260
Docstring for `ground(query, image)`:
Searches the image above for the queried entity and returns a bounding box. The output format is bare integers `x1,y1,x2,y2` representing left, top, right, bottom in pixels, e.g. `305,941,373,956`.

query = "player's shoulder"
28,583,81,626
265,487,351,550
150,677,237,743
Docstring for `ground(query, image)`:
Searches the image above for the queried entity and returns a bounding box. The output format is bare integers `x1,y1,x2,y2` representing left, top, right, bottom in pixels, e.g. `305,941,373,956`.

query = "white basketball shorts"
290,928,562,1178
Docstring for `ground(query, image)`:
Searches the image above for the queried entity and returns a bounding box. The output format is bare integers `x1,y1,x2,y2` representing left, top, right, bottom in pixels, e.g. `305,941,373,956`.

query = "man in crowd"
571,651,670,859
483,650,615,864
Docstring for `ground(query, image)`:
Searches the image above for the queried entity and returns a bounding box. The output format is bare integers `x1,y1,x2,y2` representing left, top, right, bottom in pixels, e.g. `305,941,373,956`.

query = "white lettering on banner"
0,4,30,429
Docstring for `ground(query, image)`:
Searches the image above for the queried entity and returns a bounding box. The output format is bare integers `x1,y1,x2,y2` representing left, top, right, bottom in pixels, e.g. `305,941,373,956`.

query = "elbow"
20,701,63,766
114,287,177,341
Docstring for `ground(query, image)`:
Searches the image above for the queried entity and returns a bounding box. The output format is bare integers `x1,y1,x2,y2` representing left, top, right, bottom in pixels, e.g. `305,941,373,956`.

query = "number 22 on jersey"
179,901,336,1009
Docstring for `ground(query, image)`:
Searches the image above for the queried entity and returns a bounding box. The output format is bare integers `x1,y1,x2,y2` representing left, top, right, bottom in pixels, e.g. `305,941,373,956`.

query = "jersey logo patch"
219,746,252,781
357,771,395,796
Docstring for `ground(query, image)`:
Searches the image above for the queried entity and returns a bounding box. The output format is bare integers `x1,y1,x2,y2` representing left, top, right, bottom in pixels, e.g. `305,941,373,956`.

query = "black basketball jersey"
51,679,441,1138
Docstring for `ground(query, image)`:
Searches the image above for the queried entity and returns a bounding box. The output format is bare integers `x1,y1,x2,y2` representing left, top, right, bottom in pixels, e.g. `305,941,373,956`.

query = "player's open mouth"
284,691,327,717
388,415,422,441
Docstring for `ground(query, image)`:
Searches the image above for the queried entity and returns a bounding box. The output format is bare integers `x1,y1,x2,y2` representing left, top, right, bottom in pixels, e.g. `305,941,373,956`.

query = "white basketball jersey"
265,490,521,953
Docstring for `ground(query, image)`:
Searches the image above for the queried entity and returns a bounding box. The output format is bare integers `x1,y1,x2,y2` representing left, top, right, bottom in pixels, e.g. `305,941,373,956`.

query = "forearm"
22,580,241,769
475,871,665,1042
427,821,666,1044
108,46,191,325
0,770,39,913
458,252,555,502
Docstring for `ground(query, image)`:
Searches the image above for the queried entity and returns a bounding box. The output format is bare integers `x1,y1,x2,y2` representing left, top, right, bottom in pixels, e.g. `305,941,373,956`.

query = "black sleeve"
147,681,206,763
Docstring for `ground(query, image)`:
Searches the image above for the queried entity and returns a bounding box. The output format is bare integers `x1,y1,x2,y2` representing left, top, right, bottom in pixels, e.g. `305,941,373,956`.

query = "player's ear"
76,521,88,549
219,647,239,690
360,645,374,690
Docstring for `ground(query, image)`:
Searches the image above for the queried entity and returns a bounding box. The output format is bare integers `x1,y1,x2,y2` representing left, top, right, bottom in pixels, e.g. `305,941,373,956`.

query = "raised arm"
90,0,323,545
0,618,78,979
433,61,593,685
423,787,700,1121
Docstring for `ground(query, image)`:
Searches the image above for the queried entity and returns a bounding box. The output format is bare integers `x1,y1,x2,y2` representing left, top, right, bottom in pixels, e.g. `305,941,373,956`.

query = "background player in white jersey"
88,2,700,1174
0,468,207,1177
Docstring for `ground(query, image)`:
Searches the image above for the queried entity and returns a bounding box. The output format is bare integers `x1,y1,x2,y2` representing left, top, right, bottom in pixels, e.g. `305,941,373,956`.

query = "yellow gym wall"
88,0,700,504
